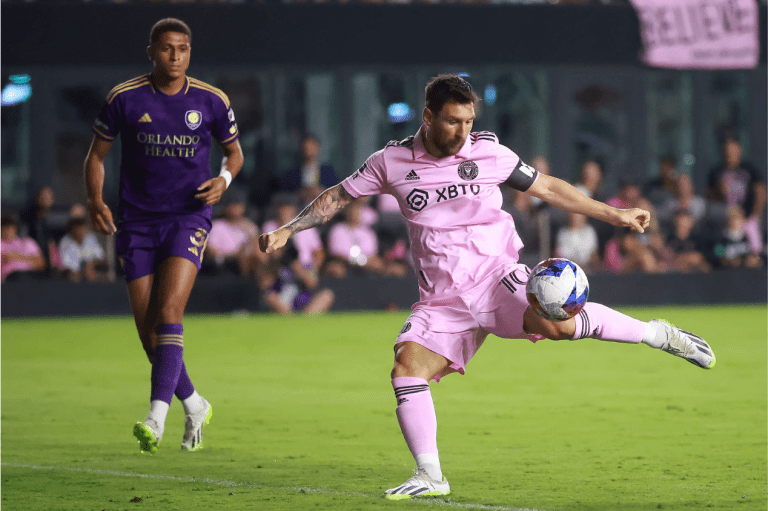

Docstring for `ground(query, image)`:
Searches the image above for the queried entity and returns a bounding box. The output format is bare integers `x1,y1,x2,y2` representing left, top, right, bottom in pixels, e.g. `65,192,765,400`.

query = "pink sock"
572,302,646,343
392,377,441,478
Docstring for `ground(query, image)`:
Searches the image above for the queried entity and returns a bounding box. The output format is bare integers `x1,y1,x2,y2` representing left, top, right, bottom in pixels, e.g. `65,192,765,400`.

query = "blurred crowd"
1,0,634,4
508,136,766,275
2,134,765,314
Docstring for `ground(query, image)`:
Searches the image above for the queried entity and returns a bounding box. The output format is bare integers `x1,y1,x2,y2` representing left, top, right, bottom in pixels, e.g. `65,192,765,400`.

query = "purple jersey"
93,74,239,223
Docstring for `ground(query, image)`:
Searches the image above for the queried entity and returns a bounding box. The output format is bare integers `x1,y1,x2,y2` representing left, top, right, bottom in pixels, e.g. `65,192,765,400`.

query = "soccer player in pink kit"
259,75,715,499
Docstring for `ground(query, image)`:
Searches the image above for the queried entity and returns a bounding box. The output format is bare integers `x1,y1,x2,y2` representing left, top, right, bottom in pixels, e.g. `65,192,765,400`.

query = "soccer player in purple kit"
260,75,716,499
85,18,243,454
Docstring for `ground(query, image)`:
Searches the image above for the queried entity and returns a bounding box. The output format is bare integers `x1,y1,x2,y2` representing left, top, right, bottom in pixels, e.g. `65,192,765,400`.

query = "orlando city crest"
185,110,202,130
458,160,479,181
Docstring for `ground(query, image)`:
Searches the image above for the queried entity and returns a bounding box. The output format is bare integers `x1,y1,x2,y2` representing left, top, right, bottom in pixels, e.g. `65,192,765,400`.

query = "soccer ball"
526,258,589,321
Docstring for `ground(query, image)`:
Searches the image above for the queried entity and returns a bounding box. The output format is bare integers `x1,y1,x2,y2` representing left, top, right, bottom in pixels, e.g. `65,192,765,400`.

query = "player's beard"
435,136,465,158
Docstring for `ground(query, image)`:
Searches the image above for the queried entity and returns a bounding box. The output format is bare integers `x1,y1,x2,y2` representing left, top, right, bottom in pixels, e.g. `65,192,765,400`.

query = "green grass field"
2,305,766,511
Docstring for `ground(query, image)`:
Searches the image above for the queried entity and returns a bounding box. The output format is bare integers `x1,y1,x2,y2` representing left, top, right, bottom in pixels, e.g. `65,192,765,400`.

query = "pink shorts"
395,263,542,381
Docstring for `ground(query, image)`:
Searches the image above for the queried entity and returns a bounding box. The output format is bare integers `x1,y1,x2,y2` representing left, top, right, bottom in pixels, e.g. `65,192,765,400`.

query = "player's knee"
157,305,185,324
391,358,421,379
392,343,421,379
391,341,447,380
524,307,574,341
545,321,573,340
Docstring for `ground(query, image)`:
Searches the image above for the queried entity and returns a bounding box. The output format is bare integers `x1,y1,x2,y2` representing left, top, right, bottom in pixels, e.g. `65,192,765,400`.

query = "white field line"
2,462,550,511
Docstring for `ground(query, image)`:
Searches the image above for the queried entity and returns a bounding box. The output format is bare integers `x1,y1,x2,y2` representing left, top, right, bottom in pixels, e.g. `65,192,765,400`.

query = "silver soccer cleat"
181,398,212,451
384,468,450,500
651,320,716,369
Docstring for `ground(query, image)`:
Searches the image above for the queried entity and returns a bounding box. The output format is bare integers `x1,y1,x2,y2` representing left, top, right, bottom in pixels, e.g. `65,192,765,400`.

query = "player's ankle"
182,390,205,415
416,453,443,481
641,321,665,349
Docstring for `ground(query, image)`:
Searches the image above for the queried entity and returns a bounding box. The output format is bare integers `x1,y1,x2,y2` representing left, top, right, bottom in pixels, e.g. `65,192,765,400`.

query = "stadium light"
2,74,32,106
388,103,415,123
484,84,497,106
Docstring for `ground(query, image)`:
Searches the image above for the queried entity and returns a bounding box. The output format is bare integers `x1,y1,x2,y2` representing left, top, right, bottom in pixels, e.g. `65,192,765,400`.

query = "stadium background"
2,3,767,511
2,1,767,314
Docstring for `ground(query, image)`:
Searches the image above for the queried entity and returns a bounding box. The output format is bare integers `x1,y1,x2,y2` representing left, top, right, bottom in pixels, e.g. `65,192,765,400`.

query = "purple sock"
150,323,184,404
175,363,195,401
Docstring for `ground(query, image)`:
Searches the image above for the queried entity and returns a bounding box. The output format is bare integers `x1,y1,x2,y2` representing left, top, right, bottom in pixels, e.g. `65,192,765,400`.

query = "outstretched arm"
527,173,650,233
259,183,355,254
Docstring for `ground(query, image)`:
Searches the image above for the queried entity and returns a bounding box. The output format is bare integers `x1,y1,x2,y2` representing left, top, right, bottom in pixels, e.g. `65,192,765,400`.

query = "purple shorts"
116,215,211,282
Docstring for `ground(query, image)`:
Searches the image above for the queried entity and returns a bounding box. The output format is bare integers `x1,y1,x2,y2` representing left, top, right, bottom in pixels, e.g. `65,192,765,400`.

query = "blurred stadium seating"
1,1,765,315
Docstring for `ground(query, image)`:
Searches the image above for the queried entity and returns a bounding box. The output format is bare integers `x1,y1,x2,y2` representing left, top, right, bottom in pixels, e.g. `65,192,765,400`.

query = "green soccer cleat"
652,319,716,369
181,398,212,451
384,469,450,500
133,419,162,454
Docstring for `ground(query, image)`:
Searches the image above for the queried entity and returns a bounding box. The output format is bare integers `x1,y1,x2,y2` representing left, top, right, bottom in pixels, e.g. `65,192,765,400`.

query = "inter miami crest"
458,160,479,181
185,110,202,130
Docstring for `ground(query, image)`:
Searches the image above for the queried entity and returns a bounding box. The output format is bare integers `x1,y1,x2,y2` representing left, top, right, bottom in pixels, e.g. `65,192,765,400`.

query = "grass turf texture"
2,305,765,510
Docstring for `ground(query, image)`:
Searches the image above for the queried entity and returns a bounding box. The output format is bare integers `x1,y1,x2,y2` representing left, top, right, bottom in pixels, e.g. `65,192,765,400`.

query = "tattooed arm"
259,183,355,254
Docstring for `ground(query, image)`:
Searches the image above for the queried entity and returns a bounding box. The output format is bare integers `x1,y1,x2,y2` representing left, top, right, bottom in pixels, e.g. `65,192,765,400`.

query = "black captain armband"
504,159,538,192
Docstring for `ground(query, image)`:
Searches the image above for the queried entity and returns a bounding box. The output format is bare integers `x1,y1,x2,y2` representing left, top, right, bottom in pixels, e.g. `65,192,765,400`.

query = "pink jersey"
208,219,257,256
1,237,43,280
327,222,379,261
342,126,538,300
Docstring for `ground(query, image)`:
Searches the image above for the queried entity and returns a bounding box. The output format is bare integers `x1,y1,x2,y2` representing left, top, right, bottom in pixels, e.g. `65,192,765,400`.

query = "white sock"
182,390,205,415
147,400,170,429
641,322,666,349
416,453,443,481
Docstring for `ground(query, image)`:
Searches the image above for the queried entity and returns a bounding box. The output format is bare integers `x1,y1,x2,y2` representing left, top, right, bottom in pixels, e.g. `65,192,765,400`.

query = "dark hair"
301,133,319,145
150,18,192,46
67,217,88,231
1,215,18,228
424,74,479,115
660,156,676,167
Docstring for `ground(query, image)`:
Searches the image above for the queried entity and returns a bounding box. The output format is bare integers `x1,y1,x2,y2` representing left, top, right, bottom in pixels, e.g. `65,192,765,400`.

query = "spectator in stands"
571,159,615,256
712,206,764,269
373,194,409,265
21,185,70,270
282,134,339,206
324,197,408,278
262,194,325,271
556,212,600,273
22,185,56,242
607,177,644,211
58,216,110,282
603,231,665,274
706,138,766,254
643,156,678,211
666,210,710,273
608,177,670,263
657,173,706,229
1,215,46,282
503,189,542,265
573,159,605,200
257,239,335,316
204,189,263,278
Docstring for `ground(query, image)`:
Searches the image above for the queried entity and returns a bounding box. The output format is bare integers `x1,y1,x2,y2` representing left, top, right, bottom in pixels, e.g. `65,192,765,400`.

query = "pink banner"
629,0,760,69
